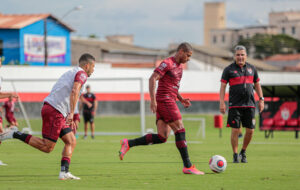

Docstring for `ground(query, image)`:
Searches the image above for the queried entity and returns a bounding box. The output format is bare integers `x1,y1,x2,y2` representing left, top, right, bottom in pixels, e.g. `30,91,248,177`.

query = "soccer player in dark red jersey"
3,96,19,128
119,42,204,175
220,45,264,163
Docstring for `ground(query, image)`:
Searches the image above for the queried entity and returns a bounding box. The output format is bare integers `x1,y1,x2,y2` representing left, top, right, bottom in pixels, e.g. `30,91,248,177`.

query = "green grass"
0,114,300,190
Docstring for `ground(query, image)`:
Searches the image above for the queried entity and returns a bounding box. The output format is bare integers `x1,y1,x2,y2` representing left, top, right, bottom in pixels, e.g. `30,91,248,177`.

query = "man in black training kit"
219,45,264,163
82,85,97,139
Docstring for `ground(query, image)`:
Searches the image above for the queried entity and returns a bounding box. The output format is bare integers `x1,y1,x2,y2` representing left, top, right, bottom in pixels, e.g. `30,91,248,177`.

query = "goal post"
3,77,146,136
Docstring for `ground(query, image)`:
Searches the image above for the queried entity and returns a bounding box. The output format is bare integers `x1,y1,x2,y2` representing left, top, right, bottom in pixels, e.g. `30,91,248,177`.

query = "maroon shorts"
156,100,182,123
41,103,71,142
73,113,80,122
5,114,16,124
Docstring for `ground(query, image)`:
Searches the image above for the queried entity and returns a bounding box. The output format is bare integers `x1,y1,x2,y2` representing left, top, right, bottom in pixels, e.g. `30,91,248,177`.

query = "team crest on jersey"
247,68,253,74
158,62,167,70
281,108,290,120
173,63,177,68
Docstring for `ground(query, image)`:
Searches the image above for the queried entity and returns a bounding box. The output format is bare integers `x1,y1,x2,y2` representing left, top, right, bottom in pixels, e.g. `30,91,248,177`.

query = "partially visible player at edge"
3,96,19,128
0,53,95,179
0,57,18,166
119,42,204,175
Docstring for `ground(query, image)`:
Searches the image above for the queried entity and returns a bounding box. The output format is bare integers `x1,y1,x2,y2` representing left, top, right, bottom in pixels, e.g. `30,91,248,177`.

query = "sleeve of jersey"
253,67,260,83
154,62,170,77
220,68,229,84
74,71,88,85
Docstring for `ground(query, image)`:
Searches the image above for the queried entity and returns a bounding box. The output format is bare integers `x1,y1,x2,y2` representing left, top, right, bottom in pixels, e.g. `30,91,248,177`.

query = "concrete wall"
1,66,300,118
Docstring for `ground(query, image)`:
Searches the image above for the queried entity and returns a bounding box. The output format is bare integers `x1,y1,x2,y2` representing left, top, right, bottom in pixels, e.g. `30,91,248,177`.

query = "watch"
259,97,264,101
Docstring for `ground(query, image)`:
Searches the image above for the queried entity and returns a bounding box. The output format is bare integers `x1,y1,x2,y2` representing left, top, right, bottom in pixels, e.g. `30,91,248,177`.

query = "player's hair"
79,53,95,66
86,85,90,89
177,42,193,52
234,45,247,54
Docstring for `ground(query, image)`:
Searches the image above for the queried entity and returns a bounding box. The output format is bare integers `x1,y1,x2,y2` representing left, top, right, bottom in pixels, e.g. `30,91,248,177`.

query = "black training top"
83,92,96,112
221,62,260,109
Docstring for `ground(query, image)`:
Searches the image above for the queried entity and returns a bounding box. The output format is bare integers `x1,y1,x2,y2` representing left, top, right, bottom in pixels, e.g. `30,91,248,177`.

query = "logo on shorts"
252,118,256,125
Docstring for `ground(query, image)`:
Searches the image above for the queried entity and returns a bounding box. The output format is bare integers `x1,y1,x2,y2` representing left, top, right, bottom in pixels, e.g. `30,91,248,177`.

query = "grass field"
0,114,300,190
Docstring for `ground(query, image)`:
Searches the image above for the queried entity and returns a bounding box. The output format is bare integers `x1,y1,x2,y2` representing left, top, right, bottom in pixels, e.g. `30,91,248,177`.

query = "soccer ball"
209,155,227,173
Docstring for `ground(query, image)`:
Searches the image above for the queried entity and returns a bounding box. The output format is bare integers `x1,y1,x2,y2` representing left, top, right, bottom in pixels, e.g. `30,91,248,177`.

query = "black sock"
61,157,70,173
240,149,246,154
175,129,192,168
13,131,32,144
128,134,166,147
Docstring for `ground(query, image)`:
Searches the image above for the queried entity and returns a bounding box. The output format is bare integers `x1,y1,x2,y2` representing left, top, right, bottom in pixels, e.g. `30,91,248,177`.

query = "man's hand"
220,101,226,114
150,100,157,113
66,113,75,131
258,100,264,113
180,98,191,108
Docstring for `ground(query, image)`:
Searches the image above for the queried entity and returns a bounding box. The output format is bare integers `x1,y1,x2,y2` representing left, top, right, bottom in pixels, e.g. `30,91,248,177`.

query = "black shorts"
227,108,256,129
83,111,94,124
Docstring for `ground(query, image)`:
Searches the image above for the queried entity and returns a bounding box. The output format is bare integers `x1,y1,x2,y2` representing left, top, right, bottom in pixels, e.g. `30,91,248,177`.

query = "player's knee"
158,134,167,143
43,146,54,153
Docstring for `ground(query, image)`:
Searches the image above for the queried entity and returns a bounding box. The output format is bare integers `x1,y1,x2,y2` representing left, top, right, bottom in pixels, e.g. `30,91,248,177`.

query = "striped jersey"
154,57,183,101
221,62,260,109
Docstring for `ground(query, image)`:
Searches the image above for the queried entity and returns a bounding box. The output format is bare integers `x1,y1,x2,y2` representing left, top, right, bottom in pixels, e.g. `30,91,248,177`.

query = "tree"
237,34,300,59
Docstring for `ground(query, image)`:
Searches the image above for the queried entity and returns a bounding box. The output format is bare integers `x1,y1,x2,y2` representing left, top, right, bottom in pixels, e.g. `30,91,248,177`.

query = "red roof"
265,53,300,61
0,13,74,31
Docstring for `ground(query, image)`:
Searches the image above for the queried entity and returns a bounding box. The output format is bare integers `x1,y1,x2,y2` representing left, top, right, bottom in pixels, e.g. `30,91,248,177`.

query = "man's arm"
0,92,18,99
254,82,264,113
80,94,92,108
93,94,98,115
149,72,160,113
219,82,227,114
177,93,191,108
67,82,82,126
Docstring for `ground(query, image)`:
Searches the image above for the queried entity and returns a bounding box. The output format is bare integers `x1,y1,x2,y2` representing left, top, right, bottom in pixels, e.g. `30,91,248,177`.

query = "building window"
213,35,217,44
292,26,296,35
222,35,225,43
282,27,285,34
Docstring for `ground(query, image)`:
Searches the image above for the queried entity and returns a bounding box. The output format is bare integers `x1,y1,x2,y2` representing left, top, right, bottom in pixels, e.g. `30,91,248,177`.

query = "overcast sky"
2,0,300,48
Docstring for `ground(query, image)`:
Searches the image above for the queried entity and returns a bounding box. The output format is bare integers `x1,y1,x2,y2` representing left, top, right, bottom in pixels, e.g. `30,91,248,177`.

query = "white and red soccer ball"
209,155,227,173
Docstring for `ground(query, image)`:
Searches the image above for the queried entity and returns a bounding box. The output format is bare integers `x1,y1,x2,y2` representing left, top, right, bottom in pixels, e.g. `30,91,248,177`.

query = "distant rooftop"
0,13,74,31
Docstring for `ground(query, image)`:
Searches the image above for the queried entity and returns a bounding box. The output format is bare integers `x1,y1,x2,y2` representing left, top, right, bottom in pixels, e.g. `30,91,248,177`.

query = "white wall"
1,65,300,93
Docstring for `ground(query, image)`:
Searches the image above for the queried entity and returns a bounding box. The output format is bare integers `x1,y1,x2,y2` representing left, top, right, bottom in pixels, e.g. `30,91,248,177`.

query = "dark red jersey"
154,57,183,101
3,100,15,116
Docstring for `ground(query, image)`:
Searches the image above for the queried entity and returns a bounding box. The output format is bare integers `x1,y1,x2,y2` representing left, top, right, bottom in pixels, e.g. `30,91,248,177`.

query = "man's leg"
59,131,79,180
168,120,204,175
0,128,56,153
83,122,88,139
239,128,254,163
119,120,169,160
231,128,240,163
91,122,95,139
